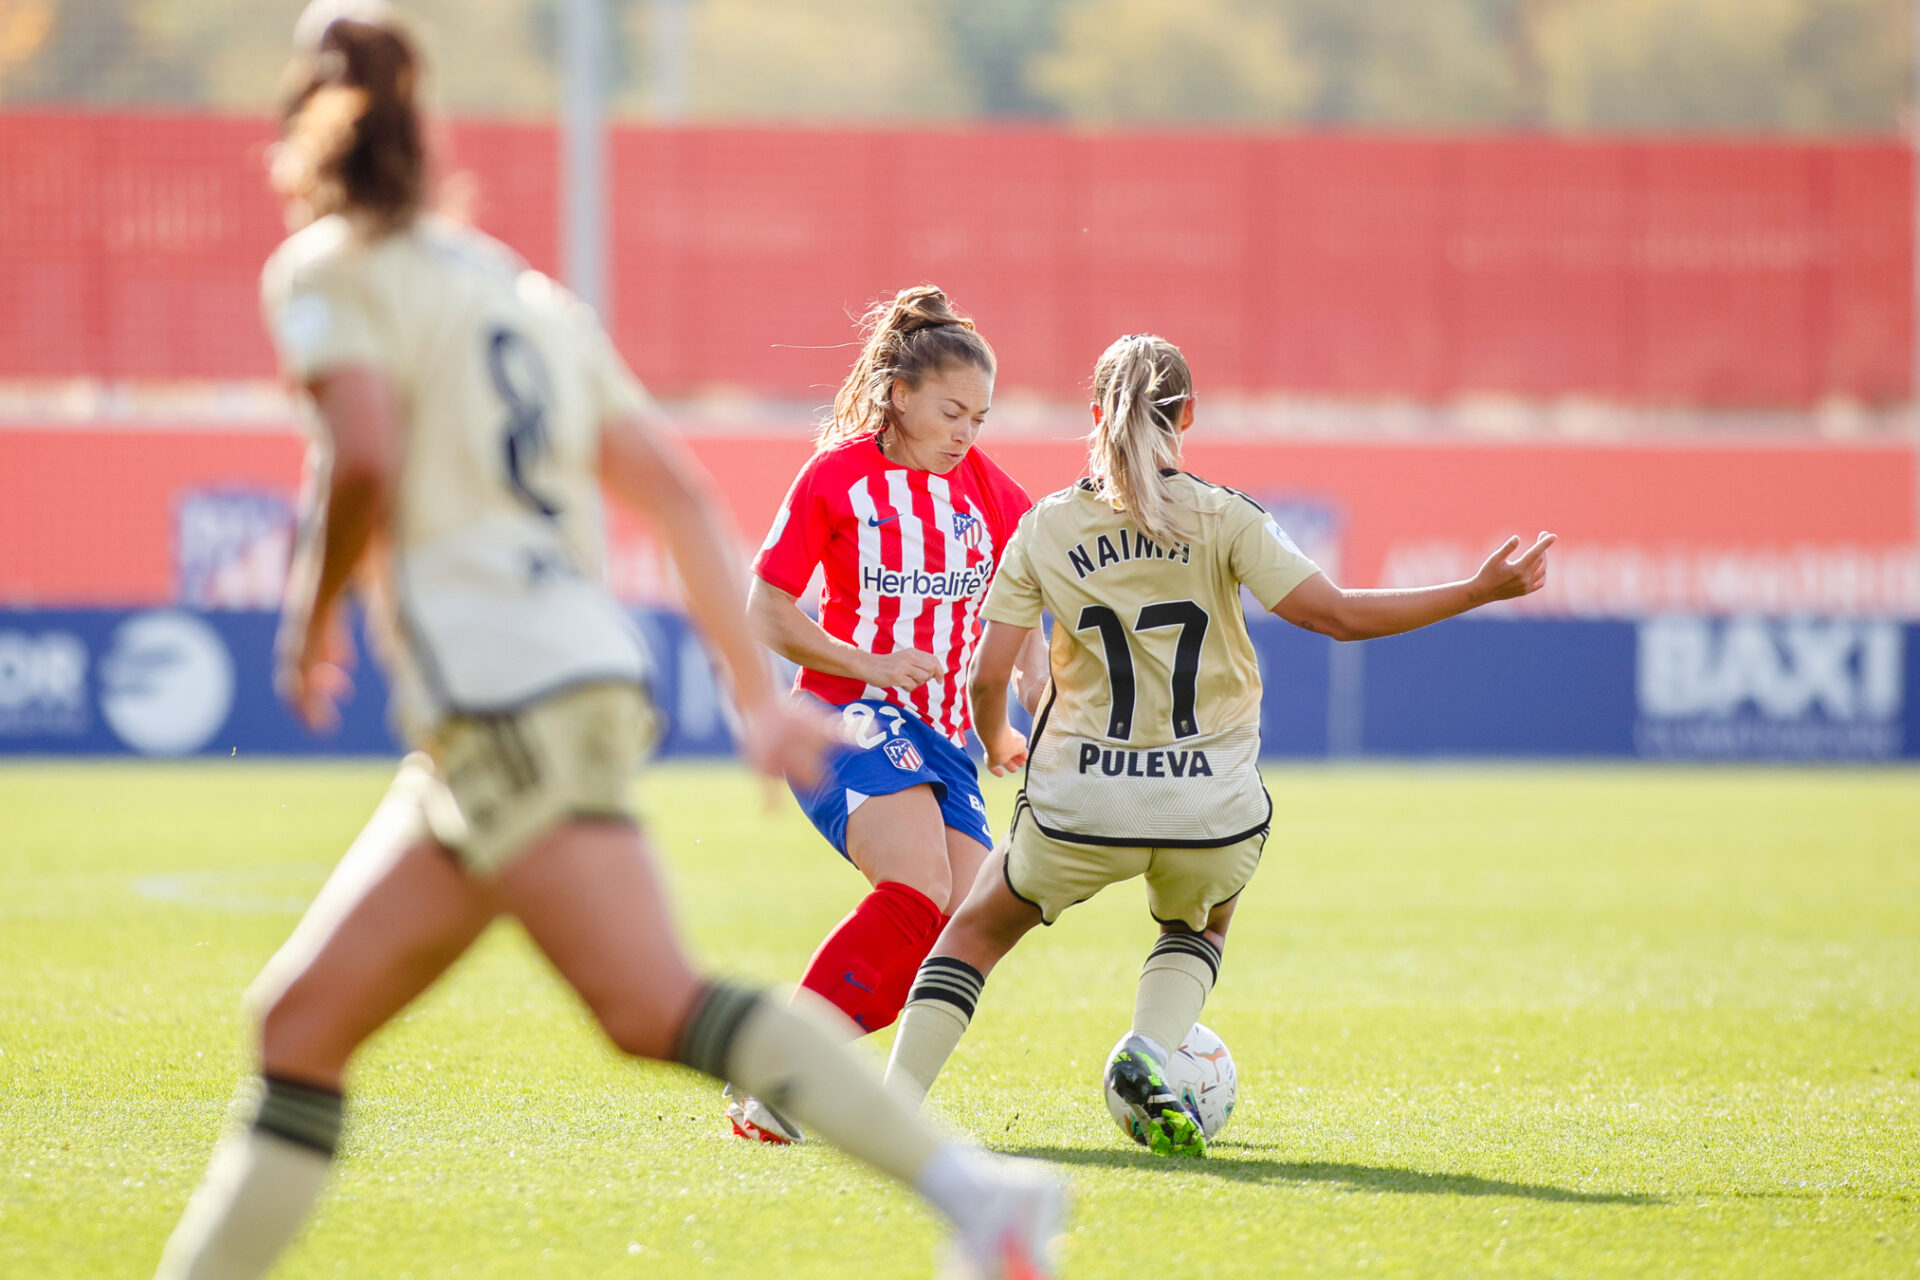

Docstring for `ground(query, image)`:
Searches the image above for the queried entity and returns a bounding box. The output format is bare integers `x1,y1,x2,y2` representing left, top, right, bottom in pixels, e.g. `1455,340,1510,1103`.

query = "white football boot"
722,1082,804,1145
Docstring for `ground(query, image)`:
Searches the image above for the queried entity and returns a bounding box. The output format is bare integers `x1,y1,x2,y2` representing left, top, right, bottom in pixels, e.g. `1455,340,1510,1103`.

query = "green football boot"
1107,1035,1207,1158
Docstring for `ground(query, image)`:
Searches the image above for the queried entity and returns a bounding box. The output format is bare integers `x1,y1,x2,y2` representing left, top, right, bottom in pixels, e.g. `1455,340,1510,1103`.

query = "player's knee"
916,845,960,908
867,854,951,908
919,865,956,912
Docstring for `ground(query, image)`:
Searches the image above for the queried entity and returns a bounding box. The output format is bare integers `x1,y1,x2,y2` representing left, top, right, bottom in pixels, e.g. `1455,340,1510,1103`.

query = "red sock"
869,913,952,1032
798,883,943,1034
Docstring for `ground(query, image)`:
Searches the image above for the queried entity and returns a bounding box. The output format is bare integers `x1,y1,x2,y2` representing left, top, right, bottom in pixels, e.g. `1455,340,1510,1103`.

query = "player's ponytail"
1088,334,1194,546
819,285,996,450
272,10,426,234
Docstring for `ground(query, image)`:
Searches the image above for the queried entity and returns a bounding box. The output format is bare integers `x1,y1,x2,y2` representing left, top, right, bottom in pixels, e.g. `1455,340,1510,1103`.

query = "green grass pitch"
2,761,1916,1278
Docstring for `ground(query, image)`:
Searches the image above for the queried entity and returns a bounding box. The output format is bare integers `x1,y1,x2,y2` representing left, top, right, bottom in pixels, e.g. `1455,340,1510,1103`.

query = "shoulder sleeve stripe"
1180,472,1268,515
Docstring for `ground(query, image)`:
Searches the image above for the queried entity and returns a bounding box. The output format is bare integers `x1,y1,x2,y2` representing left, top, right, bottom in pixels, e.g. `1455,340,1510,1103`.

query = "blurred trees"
0,0,53,91
1274,0,1525,127
1533,0,1910,132
0,0,561,113
943,0,1060,117
1030,0,1312,124
2,0,1910,134
675,0,971,119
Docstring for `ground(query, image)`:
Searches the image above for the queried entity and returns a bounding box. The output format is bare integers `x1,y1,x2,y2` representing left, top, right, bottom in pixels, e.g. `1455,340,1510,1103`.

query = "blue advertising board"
0,608,742,760
0,610,399,758
0,608,1913,762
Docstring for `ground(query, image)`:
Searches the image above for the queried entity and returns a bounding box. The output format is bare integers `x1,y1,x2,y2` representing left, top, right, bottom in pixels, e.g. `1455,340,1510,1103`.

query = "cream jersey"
261,213,652,742
981,473,1320,846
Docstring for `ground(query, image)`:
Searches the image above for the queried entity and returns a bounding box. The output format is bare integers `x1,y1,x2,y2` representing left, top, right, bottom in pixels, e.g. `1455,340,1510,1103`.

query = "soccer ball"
1103,1023,1237,1145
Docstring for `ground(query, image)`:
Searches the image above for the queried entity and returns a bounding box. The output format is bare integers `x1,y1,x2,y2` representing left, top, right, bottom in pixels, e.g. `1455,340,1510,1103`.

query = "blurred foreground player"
885,333,1554,1156
730,286,1044,1142
153,7,1065,1277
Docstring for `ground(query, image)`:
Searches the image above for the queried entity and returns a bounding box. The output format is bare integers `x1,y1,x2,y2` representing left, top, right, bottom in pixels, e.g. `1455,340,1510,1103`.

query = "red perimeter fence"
0,112,1910,406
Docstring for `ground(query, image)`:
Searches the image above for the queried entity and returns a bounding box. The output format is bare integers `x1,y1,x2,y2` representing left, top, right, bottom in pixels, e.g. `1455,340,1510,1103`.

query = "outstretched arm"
969,619,1036,777
276,366,397,732
1275,532,1556,641
600,407,834,783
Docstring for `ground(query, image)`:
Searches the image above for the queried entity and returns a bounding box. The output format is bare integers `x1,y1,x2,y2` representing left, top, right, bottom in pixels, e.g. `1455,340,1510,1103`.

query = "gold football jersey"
261,213,652,741
981,474,1319,846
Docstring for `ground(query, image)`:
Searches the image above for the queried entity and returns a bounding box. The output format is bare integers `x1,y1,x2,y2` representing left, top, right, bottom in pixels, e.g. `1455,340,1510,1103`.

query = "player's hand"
983,725,1029,777
1470,532,1556,605
275,606,356,734
863,647,945,691
736,694,844,790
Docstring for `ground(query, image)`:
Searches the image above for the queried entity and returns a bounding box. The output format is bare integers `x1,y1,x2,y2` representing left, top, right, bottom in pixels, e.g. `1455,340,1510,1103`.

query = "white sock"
1131,932,1221,1058
913,1141,991,1227
154,1129,331,1280
154,1077,340,1280
884,956,986,1103
1132,1033,1172,1060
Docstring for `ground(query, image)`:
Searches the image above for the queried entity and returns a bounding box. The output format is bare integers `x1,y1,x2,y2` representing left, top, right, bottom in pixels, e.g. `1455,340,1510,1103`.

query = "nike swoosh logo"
842,971,875,992
867,514,901,527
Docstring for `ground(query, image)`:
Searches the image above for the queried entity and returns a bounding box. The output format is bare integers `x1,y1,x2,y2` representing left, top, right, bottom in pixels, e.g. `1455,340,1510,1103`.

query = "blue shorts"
791,699,993,859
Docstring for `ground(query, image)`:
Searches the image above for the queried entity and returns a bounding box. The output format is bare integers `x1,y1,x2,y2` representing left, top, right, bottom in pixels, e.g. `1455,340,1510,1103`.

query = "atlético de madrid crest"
884,737,925,772
952,510,986,550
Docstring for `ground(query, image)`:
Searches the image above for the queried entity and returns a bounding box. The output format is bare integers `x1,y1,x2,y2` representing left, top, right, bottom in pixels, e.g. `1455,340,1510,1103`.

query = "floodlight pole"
651,0,692,120
560,0,610,326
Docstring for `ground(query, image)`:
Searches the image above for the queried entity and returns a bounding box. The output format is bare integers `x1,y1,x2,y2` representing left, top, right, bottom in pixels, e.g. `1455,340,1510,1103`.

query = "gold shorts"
409,681,657,877
1002,793,1265,932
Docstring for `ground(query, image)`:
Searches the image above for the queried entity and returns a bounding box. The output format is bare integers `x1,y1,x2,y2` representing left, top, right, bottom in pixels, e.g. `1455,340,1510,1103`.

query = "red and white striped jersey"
753,434,1033,744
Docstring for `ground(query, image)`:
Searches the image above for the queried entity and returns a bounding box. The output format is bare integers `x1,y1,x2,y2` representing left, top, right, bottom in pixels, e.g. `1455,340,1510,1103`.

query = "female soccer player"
734,286,1044,1142
153,10,1064,1278
884,333,1555,1156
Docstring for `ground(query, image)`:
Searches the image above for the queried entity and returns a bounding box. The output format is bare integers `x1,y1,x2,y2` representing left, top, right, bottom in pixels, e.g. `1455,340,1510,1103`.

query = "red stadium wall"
5,423,1914,617
0,112,1909,406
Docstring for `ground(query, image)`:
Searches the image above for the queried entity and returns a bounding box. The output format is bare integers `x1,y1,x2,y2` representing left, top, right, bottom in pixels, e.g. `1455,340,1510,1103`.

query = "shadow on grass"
998,1143,1659,1206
